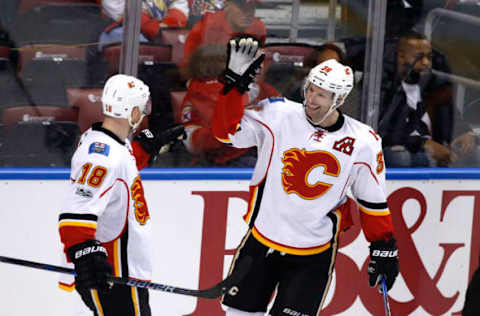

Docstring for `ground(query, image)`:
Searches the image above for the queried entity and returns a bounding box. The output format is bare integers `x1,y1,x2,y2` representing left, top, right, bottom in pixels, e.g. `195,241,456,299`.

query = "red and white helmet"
303,59,354,119
101,74,151,130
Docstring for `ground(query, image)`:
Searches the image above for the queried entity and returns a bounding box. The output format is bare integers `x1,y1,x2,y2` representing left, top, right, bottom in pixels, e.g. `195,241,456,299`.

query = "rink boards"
0,168,479,316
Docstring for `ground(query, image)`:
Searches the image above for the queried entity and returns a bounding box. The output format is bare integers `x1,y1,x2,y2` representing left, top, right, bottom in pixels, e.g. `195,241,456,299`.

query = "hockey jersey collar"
309,111,345,133
91,122,126,145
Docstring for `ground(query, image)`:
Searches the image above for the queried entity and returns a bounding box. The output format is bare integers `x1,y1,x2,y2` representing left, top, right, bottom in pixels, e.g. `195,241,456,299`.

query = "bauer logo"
372,250,398,257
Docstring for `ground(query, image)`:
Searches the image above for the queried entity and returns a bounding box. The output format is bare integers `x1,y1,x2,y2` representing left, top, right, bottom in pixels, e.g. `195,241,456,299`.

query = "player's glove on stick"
67,239,113,291
368,237,399,291
223,36,265,95
135,125,185,157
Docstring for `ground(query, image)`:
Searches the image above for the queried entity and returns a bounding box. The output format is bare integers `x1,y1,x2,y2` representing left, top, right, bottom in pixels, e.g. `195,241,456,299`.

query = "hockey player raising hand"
212,36,399,316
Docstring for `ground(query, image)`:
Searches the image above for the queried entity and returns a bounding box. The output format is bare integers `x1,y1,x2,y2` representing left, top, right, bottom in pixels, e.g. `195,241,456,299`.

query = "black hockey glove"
223,36,265,95
368,237,399,292
67,239,113,291
135,125,185,157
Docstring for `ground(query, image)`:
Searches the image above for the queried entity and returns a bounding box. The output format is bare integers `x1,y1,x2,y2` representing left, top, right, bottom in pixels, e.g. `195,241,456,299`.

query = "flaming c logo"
131,176,150,225
281,148,340,199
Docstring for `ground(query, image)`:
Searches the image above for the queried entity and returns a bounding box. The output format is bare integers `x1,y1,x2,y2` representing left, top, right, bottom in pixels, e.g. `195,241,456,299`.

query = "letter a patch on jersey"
88,142,110,156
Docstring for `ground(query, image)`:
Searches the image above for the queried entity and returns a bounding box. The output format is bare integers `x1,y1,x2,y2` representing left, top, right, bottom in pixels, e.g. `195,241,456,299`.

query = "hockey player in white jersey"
58,74,182,315
212,37,400,316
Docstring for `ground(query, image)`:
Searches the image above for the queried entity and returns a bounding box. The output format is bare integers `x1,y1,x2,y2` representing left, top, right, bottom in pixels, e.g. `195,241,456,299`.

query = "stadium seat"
159,28,190,63
264,43,319,66
170,91,187,123
0,121,80,167
0,46,9,59
17,44,87,76
20,58,88,106
66,87,148,133
18,0,99,14
66,87,103,132
11,3,109,46
0,59,30,108
263,43,319,99
103,43,173,76
1,106,78,126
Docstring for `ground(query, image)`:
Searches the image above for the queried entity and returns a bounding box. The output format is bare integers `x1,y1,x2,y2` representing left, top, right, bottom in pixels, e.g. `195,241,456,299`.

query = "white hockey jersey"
58,123,153,290
213,94,392,255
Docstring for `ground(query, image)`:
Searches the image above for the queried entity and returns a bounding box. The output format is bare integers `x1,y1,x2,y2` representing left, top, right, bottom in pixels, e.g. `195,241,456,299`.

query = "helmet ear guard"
101,74,151,130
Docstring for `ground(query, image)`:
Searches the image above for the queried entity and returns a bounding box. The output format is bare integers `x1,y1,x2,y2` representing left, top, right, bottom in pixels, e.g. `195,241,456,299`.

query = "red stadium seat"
160,28,190,63
17,44,87,75
103,43,172,76
1,106,79,126
66,88,148,133
66,88,103,132
264,43,318,66
0,46,9,59
170,91,187,123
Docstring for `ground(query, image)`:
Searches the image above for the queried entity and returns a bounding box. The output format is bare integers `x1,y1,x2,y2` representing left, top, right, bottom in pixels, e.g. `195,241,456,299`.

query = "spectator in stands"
178,44,278,166
179,0,265,73
378,30,476,167
98,0,189,50
289,43,360,119
189,0,224,19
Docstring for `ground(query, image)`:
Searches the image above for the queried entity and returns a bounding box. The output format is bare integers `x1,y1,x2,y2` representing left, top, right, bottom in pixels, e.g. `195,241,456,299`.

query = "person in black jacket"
377,31,476,167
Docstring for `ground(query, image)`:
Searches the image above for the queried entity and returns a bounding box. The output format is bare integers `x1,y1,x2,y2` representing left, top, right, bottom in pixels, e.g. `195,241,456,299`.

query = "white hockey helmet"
303,59,354,122
101,74,151,130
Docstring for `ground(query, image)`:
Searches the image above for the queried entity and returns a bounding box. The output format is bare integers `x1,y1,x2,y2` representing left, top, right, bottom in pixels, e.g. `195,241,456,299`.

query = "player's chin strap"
128,113,146,134
303,95,345,127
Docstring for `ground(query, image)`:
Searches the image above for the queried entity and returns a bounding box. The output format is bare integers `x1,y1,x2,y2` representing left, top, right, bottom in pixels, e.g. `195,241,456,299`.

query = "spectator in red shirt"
99,0,189,51
178,44,278,166
179,0,265,71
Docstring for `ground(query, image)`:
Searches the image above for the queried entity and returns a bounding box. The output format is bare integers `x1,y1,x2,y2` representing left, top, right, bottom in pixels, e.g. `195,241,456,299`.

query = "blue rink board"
0,167,480,180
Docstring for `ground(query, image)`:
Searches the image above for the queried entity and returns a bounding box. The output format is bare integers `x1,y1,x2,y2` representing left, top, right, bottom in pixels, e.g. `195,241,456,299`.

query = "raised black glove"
67,239,113,291
368,237,399,291
223,36,265,94
135,125,185,157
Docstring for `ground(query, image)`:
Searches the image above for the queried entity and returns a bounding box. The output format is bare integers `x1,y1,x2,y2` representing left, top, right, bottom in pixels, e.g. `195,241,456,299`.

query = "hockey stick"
381,277,391,316
0,255,251,299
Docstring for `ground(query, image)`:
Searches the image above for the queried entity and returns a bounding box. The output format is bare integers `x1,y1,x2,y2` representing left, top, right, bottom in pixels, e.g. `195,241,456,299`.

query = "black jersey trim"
92,122,126,145
357,199,388,210
248,179,266,229
308,111,345,132
120,227,129,277
58,213,98,222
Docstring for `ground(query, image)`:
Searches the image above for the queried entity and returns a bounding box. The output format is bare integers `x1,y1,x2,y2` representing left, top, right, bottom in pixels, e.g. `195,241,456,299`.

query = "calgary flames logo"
131,176,150,225
281,148,340,199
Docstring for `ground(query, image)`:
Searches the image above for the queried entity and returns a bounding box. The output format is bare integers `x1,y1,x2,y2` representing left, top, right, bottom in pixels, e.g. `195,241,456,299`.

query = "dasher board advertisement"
0,168,478,315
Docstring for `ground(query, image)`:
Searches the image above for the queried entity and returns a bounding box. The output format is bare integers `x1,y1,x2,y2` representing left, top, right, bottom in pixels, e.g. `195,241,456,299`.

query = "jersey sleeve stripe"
359,205,390,216
58,221,98,229
58,282,75,292
214,135,232,143
59,213,98,221
357,199,388,210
